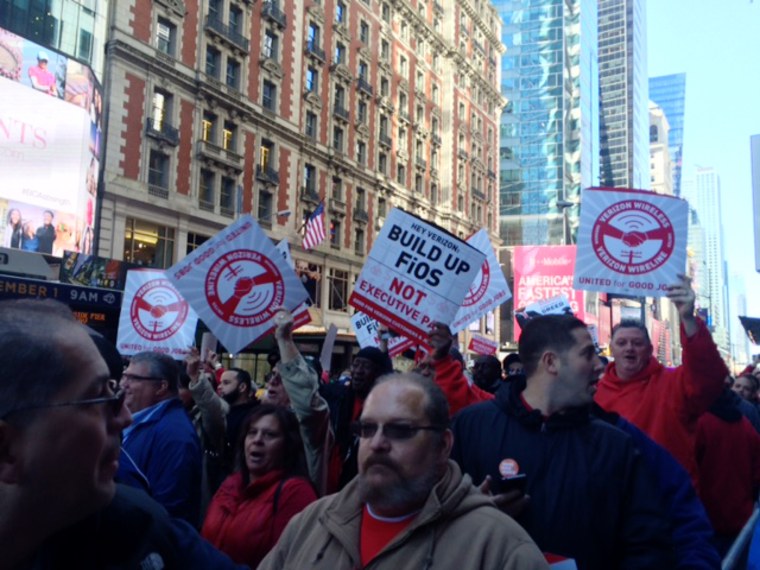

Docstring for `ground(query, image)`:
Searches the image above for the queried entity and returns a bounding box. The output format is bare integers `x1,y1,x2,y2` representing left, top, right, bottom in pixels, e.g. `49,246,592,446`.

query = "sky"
647,0,760,353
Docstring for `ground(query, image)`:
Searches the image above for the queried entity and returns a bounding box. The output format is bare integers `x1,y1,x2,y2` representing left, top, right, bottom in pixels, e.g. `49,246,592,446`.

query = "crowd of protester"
2,272,760,569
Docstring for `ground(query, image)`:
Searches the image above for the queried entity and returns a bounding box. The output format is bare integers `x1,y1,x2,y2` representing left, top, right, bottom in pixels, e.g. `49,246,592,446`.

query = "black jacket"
319,380,359,488
451,379,674,570
32,485,245,569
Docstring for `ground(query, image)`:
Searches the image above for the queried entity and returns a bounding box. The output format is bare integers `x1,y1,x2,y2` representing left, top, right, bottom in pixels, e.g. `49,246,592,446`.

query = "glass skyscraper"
598,0,648,190
649,73,686,197
496,0,599,246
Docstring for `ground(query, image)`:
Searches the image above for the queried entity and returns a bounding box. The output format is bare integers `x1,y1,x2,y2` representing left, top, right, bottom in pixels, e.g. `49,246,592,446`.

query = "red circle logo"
205,250,284,326
130,278,189,341
591,200,675,275
462,260,491,307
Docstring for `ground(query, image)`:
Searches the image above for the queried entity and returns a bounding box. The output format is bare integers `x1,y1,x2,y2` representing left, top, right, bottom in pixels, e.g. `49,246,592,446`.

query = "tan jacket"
258,461,548,570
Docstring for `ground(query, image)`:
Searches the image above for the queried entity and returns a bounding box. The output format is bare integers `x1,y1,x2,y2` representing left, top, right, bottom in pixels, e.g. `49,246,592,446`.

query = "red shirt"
360,505,417,565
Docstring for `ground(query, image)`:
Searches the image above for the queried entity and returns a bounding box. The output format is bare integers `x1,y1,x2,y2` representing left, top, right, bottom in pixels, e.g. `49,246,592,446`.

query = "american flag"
302,202,326,250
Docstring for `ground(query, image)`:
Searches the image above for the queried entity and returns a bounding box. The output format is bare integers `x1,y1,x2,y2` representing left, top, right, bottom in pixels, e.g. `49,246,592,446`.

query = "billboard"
512,246,585,341
0,27,102,257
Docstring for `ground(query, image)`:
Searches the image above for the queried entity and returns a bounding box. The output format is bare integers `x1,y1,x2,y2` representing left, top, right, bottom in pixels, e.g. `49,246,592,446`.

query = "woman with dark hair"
201,404,316,567
3,208,22,248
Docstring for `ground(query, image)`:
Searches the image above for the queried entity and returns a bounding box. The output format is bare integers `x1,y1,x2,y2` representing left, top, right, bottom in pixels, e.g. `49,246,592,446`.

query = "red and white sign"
117,269,198,356
513,246,585,340
574,187,688,296
468,334,498,356
450,229,512,333
351,312,414,357
348,208,485,346
166,215,309,354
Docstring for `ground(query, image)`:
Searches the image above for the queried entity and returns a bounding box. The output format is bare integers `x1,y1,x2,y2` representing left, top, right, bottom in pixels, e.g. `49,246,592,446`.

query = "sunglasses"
351,421,444,441
1,379,125,419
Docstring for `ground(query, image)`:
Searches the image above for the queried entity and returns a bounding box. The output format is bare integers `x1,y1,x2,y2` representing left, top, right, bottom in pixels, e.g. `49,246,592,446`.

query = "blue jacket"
117,398,202,525
593,404,721,570
451,379,674,569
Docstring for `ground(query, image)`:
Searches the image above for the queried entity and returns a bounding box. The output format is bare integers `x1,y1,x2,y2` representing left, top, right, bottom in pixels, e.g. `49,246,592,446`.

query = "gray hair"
128,351,181,393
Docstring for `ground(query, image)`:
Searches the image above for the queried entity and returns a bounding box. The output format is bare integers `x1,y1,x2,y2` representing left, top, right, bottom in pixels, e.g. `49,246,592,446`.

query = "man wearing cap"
28,51,56,95
452,315,673,568
259,373,548,570
320,346,393,491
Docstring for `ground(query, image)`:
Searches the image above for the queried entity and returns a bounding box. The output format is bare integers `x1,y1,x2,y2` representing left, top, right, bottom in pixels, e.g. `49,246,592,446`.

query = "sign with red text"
117,269,198,357
574,187,688,296
450,229,512,333
166,215,309,354
513,246,585,340
348,208,486,346
351,312,415,357
468,334,498,356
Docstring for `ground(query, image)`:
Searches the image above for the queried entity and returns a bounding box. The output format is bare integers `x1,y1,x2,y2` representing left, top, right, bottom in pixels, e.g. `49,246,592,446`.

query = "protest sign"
468,334,498,356
450,229,512,333
348,208,486,346
117,269,198,357
514,294,574,332
351,312,415,357
166,215,309,354
512,246,584,340
275,239,312,329
574,187,688,296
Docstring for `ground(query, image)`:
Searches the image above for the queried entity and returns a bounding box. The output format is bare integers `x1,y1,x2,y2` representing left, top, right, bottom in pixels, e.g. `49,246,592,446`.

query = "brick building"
99,0,504,349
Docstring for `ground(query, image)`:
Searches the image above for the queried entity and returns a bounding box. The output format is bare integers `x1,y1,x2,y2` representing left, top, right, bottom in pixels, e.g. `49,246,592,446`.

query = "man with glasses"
117,351,202,525
259,373,548,569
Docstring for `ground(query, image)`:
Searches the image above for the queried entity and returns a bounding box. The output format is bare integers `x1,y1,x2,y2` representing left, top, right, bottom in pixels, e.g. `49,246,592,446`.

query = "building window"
186,232,210,255
148,150,169,190
356,187,366,210
431,184,438,204
329,177,341,201
399,55,407,76
222,121,236,151
220,177,236,215
308,21,320,49
336,0,346,23
199,168,214,208
151,90,171,130
260,139,275,170
327,268,348,311
296,260,322,307
432,84,439,104
333,126,344,152
262,80,276,111
202,111,216,142
306,66,318,92
378,197,387,217
355,228,365,256
359,20,369,44
380,76,389,96
123,218,175,268
358,60,368,81
304,163,316,193
381,2,391,22
258,189,273,220
397,163,405,184
381,39,390,61
305,111,317,139
208,0,220,19
264,29,279,59
330,220,341,248
335,42,346,64
205,46,220,78
156,18,176,56
358,100,367,124
356,141,366,165
226,58,240,89
378,152,387,174
414,174,423,193
229,6,242,34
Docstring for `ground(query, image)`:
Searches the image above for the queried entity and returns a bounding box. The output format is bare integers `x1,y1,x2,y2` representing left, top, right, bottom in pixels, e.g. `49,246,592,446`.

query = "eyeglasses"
121,373,165,383
351,421,444,441
1,380,126,419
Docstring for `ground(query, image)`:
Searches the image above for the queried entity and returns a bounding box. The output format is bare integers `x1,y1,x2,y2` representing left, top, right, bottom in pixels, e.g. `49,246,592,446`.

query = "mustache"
364,455,400,471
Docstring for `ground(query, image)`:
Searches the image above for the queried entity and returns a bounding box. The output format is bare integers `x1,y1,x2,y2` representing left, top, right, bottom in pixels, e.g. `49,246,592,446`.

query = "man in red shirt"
595,274,728,489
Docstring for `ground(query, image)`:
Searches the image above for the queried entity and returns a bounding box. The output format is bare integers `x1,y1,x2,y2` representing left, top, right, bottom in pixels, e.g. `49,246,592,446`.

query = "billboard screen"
512,245,586,341
0,27,102,257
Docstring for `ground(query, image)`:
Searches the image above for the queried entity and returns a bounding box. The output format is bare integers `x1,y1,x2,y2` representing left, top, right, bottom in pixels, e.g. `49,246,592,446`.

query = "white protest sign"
348,208,486,346
515,294,573,332
117,269,198,357
468,334,498,356
574,188,688,296
450,229,512,333
166,215,309,354
351,312,415,357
